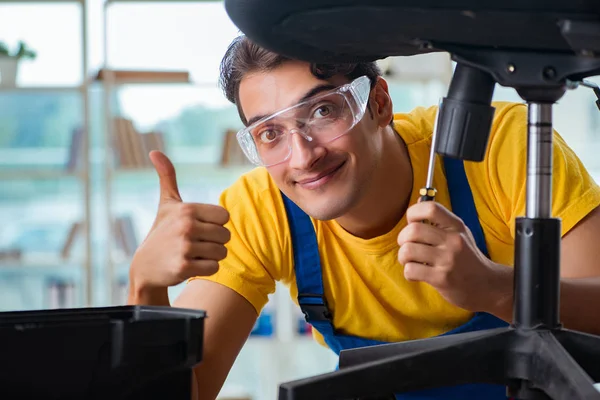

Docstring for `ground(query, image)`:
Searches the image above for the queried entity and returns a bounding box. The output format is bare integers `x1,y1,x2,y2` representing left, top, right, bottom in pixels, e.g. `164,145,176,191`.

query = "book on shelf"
113,215,138,258
61,221,83,260
0,221,82,265
65,126,85,172
95,68,190,84
112,117,166,169
46,278,77,309
0,249,22,263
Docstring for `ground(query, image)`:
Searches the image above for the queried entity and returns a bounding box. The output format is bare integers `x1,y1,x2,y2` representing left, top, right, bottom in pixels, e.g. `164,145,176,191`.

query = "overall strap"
442,157,489,256
281,194,336,335
283,157,489,334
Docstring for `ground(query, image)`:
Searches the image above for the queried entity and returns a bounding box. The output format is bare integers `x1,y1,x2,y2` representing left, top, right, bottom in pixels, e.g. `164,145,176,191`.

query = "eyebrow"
246,83,338,127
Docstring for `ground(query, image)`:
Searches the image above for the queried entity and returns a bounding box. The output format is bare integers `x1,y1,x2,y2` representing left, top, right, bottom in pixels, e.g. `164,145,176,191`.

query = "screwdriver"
419,100,443,203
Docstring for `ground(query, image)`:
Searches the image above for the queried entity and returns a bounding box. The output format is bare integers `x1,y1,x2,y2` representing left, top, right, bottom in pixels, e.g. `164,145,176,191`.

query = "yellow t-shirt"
190,101,600,347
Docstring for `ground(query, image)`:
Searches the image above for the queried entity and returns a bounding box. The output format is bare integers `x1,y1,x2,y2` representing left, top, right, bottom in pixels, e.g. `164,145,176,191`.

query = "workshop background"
0,1,598,399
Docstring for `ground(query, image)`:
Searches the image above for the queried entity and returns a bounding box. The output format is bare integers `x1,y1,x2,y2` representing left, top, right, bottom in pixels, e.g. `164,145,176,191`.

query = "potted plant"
0,40,37,87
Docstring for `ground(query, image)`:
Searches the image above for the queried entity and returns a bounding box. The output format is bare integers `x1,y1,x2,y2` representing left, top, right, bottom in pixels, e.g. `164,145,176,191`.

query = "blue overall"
281,157,509,399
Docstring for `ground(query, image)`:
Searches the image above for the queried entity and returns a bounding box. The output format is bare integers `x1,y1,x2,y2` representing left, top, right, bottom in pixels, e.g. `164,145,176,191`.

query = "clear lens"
238,75,371,166
249,93,353,166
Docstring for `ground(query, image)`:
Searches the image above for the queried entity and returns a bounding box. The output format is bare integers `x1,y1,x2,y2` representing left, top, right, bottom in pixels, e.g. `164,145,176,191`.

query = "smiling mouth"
296,161,346,189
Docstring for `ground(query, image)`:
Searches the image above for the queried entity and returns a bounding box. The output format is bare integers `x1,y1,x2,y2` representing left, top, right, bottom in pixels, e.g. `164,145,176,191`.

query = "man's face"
238,61,385,221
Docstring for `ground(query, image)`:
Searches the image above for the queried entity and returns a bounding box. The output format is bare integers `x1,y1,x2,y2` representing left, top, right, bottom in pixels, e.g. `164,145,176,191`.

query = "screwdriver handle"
419,187,437,203
419,187,438,229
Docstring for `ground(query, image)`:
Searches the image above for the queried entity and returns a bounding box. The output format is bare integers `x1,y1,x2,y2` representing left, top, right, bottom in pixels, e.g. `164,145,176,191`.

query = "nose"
287,129,325,170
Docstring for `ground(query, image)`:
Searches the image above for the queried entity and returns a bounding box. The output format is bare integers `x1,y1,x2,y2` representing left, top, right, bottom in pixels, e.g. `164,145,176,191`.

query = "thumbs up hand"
129,151,231,290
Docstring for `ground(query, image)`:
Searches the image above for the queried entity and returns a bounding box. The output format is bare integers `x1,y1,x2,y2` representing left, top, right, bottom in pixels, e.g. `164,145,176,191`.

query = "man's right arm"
127,150,258,399
174,279,257,400
128,279,257,400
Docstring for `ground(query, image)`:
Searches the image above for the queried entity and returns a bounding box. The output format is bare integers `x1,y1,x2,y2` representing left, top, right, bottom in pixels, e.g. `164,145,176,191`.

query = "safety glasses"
236,75,371,167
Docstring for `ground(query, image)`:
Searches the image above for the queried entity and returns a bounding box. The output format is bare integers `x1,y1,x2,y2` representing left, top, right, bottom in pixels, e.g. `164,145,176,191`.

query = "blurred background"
0,1,598,399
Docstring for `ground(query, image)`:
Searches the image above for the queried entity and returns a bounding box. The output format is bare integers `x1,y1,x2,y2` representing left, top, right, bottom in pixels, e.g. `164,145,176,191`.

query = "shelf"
94,68,191,85
0,85,85,93
0,169,83,180
0,255,82,268
88,80,222,92
104,0,210,4
0,262,83,277
0,0,84,3
96,81,215,89
96,79,194,86
0,148,81,175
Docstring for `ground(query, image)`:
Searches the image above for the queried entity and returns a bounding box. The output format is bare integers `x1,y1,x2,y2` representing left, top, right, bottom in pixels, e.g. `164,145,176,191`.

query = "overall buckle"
299,294,333,322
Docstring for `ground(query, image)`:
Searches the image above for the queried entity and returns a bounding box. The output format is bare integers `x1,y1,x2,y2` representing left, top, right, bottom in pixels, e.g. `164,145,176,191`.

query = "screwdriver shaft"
420,100,443,202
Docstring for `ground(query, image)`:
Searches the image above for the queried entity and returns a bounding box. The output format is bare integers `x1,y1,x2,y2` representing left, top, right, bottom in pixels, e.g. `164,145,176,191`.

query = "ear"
370,77,394,128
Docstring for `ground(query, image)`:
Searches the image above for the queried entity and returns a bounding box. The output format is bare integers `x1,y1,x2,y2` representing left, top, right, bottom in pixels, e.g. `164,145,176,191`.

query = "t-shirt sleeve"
485,102,600,238
187,176,278,315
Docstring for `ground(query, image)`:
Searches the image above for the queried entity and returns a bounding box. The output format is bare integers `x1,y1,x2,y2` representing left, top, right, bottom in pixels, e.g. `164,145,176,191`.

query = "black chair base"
278,326,600,400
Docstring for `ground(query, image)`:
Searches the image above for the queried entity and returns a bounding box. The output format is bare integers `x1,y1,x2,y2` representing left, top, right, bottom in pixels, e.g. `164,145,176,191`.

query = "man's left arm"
491,204,600,335
484,103,600,334
397,201,600,336
397,102,600,335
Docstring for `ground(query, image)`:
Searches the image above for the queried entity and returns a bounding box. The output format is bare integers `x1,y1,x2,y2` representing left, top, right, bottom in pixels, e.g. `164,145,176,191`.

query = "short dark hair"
218,35,383,125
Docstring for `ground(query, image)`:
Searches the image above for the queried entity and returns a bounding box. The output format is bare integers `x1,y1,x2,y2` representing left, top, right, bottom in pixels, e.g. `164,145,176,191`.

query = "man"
128,35,600,400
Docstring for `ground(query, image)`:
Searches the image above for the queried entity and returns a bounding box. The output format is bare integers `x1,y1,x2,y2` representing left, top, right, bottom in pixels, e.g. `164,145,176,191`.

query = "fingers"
175,218,231,244
397,222,446,247
150,150,182,204
191,221,231,244
397,242,439,267
403,262,450,289
403,262,432,283
175,203,230,226
176,243,226,279
179,259,220,279
406,201,464,231
194,204,230,225
182,241,228,262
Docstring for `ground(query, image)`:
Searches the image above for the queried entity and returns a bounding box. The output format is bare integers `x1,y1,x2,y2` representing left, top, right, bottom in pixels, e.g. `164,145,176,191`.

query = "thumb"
149,150,182,204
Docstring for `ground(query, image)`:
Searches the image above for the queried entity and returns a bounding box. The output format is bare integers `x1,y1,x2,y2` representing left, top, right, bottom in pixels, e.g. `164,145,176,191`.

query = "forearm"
555,277,600,334
127,276,171,306
488,266,600,335
191,370,199,400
